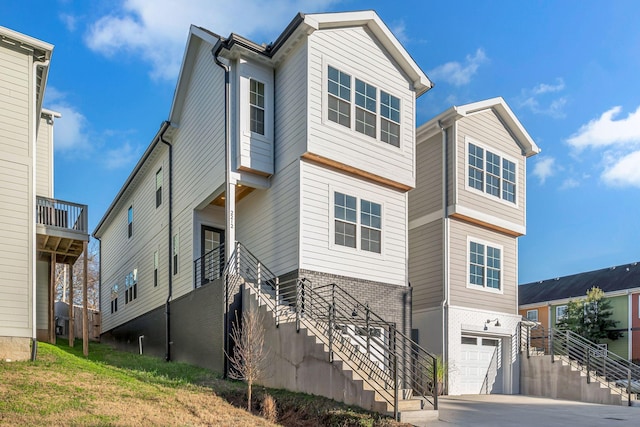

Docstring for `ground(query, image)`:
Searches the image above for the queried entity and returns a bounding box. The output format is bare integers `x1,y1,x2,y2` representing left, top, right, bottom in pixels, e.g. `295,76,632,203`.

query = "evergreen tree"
558,286,623,343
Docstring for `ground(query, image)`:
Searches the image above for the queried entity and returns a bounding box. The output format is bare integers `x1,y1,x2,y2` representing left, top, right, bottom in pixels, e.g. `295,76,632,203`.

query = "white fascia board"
169,26,221,123
304,11,432,97
0,26,53,55
41,108,62,118
416,107,460,143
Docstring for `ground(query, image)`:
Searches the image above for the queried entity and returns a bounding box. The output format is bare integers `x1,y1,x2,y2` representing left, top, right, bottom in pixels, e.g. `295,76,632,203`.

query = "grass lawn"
0,341,405,426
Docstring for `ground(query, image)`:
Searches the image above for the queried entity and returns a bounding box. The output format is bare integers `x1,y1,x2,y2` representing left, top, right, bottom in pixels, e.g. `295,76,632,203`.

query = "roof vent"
610,266,616,270
633,262,638,266
627,267,630,272
555,277,559,281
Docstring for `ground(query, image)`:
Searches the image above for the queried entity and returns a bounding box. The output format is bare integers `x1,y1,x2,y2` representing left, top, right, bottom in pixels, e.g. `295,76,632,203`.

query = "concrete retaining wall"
0,336,31,361
521,355,624,405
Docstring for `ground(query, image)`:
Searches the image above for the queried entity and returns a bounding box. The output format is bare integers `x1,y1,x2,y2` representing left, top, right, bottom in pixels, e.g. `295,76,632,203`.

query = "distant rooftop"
519,261,640,305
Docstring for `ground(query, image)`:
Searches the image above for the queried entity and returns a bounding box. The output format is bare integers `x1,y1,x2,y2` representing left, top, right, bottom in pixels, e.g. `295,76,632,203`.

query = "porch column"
49,254,56,344
225,181,236,263
68,263,74,347
82,240,89,356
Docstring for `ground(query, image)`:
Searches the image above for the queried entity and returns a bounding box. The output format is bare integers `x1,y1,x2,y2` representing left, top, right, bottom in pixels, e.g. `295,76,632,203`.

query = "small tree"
558,286,623,344
227,307,268,412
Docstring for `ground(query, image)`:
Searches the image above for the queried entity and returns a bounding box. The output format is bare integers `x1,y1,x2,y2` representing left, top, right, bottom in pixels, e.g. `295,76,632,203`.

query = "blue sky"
3,0,640,284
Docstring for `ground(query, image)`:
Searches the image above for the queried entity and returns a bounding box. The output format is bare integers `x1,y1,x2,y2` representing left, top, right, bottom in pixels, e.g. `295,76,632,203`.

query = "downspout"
31,58,50,361
211,44,231,378
160,123,173,361
438,120,449,389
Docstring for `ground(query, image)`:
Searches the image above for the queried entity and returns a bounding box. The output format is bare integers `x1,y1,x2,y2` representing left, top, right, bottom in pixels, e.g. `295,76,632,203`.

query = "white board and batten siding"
448,218,517,314
236,160,300,275
300,161,407,286
307,26,416,189
455,110,526,229
0,43,33,338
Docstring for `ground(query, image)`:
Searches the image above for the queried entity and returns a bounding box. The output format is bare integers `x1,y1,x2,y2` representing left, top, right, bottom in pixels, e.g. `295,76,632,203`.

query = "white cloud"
602,150,640,188
59,13,78,32
566,106,640,149
532,156,556,184
104,142,141,169
519,78,567,118
560,178,580,190
45,87,90,151
390,21,408,45
428,48,488,86
85,0,339,80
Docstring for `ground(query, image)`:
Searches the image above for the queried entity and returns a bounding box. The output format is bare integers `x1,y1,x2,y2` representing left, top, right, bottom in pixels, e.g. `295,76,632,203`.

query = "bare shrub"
261,393,277,423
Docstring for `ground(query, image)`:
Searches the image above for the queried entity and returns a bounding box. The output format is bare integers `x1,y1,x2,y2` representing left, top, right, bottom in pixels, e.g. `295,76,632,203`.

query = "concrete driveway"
427,395,639,426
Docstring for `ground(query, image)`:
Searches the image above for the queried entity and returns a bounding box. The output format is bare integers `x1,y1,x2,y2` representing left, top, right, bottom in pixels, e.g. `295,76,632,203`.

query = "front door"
200,226,224,284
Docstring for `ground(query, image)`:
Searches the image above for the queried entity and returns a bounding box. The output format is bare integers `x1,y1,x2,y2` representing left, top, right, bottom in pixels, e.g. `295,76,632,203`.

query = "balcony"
36,196,89,264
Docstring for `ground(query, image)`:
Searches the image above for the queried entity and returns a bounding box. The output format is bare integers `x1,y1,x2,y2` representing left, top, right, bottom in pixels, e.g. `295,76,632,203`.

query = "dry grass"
0,341,408,427
0,343,274,426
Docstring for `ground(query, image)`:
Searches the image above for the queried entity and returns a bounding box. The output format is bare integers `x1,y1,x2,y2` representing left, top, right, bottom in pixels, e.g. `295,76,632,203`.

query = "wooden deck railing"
36,196,88,234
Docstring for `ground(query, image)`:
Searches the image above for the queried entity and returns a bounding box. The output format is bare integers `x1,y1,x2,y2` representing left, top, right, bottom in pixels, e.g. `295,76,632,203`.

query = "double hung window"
469,240,501,291
467,142,517,203
334,192,382,253
249,79,265,135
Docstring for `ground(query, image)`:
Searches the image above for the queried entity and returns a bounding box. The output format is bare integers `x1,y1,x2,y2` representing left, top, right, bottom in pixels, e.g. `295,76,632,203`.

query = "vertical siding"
409,133,442,221
456,110,525,227
35,116,52,197
448,218,518,313
0,44,33,337
299,161,407,286
307,27,416,189
236,160,299,274
409,218,443,310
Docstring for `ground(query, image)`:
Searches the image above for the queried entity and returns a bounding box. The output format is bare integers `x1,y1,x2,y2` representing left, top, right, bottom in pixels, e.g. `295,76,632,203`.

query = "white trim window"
156,168,163,208
468,238,502,292
334,191,382,253
327,65,401,147
249,78,265,135
526,309,538,322
125,269,138,304
555,305,568,323
467,141,517,204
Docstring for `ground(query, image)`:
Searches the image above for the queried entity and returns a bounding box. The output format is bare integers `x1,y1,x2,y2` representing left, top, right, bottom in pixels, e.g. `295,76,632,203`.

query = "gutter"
438,119,449,389
31,57,50,361
211,42,231,378
160,123,173,361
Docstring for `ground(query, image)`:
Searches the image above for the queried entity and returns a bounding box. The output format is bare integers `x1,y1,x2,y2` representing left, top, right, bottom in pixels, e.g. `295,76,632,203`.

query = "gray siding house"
409,98,540,395
0,27,89,361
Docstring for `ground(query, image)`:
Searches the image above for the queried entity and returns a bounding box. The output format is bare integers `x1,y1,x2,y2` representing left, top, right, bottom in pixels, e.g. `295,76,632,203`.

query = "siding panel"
409,219,443,310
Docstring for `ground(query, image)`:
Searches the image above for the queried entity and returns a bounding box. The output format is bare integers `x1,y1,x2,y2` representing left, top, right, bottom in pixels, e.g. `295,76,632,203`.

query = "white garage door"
459,335,502,394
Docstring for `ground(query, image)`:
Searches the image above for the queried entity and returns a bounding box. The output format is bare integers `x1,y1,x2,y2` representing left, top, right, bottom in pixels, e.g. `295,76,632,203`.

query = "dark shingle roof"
519,261,640,305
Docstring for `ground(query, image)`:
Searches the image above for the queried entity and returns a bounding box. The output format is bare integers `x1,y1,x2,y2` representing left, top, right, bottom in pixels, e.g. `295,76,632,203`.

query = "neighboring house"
408,98,540,395
94,11,434,409
54,301,101,341
0,27,89,361
519,261,640,361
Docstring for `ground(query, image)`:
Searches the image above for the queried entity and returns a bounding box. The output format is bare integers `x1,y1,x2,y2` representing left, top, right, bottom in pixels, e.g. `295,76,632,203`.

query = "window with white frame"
125,269,137,304
127,206,133,238
526,309,538,322
110,284,118,313
173,234,179,275
153,251,158,287
468,239,501,291
334,192,382,253
327,65,401,147
249,79,265,135
467,142,517,204
556,305,567,323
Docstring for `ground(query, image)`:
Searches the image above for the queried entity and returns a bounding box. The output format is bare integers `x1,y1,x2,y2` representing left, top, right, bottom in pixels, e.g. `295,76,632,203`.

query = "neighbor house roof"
417,97,540,157
519,261,640,306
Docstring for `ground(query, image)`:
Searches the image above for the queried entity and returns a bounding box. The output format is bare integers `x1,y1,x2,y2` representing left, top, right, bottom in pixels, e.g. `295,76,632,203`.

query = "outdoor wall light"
484,318,501,330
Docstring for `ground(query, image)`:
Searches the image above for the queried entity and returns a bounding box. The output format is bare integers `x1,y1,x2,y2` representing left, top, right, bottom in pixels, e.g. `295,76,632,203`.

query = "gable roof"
170,10,432,121
519,261,640,306
417,97,540,157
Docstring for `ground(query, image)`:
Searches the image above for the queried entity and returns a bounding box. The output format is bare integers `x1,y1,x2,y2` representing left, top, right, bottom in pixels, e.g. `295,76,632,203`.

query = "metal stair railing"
193,244,225,288
221,242,439,419
520,323,639,405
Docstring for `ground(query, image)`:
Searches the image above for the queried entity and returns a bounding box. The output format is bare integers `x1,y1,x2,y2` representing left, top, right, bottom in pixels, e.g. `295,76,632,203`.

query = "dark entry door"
200,226,224,284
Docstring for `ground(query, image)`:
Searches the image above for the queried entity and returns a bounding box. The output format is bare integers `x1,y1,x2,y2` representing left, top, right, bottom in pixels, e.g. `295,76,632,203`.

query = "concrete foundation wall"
521,355,624,405
102,277,225,372
242,286,380,411
0,336,31,361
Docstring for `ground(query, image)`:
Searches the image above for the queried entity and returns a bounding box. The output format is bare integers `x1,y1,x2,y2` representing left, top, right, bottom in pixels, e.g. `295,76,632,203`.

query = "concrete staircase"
242,282,439,424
